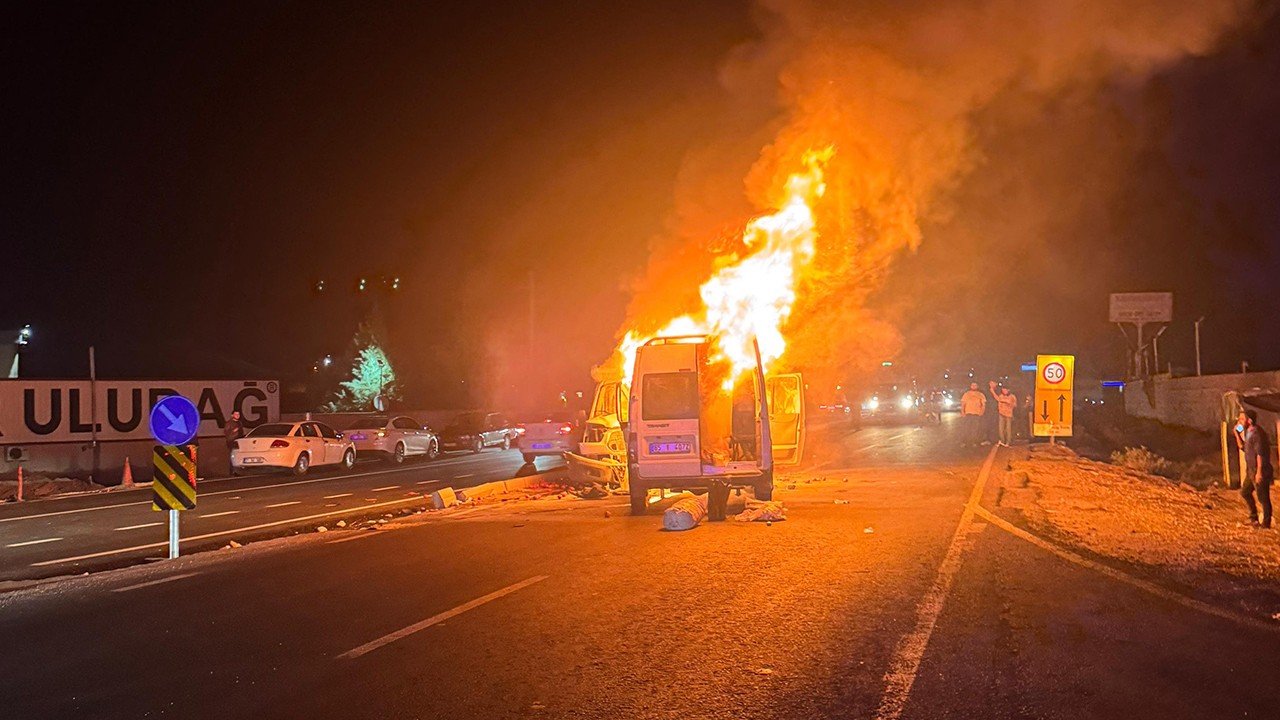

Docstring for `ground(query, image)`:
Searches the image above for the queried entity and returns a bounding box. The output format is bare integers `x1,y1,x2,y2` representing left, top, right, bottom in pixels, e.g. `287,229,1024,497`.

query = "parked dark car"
439,411,517,453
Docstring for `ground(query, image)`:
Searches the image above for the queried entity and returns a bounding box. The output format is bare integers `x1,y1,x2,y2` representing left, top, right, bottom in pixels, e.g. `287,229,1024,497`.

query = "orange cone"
122,457,134,488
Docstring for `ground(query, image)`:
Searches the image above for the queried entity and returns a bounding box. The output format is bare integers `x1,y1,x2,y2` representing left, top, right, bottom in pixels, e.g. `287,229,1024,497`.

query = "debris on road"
663,495,707,531
316,526,328,533
863,527,874,534
336,520,347,528
432,487,459,509
735,499,786,523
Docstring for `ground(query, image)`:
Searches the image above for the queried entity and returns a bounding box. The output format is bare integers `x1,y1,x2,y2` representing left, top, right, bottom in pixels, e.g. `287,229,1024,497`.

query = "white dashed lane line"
199,511,240,519
7,537,63,548
264,501,301,509
324,493,353,499
370,486,399,492
114,522,163,532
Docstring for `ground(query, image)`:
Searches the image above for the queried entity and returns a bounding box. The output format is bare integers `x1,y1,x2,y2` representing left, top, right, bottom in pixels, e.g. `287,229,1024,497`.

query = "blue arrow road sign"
149,395,200,446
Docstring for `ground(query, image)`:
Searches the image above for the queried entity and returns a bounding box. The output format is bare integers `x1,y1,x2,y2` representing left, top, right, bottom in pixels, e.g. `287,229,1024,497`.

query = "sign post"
149,396,200,559
1109,292,1172,378
1033,355,1075,439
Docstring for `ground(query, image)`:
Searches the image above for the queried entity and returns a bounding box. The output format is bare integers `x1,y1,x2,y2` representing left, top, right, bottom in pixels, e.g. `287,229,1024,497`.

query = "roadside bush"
1110,446,1176,478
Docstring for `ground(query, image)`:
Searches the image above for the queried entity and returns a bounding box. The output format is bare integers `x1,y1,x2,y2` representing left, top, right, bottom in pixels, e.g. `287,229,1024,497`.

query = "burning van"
625,334,804,515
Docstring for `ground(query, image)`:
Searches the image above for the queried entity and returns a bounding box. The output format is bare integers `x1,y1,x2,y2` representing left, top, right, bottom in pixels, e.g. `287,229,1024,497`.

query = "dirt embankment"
993,444,1280,618
1,476,107,503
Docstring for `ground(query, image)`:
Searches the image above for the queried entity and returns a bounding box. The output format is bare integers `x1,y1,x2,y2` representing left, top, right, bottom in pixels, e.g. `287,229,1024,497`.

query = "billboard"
1109,292,1173,323
0,379,279,445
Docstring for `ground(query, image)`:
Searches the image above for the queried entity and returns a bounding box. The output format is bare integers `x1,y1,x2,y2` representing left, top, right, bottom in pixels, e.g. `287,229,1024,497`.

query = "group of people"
1234,409,1273,529
959,380,1020,447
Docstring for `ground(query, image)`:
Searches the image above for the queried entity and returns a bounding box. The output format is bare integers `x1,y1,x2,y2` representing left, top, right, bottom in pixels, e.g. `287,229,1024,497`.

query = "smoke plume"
614,0,1250,389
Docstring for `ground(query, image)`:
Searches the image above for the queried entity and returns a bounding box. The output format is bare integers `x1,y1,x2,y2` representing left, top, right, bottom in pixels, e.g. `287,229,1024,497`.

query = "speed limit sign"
1042,362,1066,385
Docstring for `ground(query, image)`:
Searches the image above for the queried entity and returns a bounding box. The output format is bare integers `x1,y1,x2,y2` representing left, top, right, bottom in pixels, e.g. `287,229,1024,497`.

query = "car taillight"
270,439,289,448
376,430,386,438
557,423,573,435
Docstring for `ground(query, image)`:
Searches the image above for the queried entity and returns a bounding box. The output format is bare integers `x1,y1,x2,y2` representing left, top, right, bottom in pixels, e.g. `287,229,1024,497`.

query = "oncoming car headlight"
864,398,880,411
899,395,914,410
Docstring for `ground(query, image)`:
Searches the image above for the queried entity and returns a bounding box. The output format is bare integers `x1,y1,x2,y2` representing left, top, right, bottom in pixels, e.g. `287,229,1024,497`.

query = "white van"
626,335,804,515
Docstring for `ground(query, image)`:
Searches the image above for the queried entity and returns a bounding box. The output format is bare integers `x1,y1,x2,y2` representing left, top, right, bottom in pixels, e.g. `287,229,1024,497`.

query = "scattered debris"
834,499,850,505
753,667,774,675
863,527,874,534
316,526,328,533
432,487,459,509
336,520,347,528
603,510,612,518
228,540,242,548
735,500,786,523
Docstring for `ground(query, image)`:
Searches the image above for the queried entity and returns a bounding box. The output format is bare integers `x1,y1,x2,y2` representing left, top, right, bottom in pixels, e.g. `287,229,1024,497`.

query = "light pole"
1194,316,1204,376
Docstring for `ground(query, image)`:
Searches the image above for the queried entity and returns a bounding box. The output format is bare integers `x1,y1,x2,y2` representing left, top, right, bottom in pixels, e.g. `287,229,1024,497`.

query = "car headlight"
942,397,954,408
865,398,880,410
899,396,914,410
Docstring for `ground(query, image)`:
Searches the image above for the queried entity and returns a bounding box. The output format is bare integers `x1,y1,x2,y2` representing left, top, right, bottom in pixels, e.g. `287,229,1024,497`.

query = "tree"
327,320,403,411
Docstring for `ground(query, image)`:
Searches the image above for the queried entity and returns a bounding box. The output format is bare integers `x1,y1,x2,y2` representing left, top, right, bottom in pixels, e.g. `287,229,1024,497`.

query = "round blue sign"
149,395,200,446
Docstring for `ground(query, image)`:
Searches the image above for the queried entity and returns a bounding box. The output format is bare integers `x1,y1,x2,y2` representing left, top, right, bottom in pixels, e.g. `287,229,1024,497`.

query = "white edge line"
111,572,199,593
337,575,549,659
973,505,1280,634
873,445,997,720
30,494,435,567
326,532,380,545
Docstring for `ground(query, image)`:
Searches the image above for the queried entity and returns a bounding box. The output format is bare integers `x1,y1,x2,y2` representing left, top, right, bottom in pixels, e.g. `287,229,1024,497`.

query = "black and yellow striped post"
152,444,197,558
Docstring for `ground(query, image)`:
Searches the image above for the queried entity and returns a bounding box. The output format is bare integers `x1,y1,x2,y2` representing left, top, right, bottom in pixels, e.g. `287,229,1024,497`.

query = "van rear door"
767,373,805,465
632,342,701,479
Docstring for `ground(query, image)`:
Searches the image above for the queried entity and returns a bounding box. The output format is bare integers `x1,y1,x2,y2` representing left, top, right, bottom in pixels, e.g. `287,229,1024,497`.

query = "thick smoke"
615,0,1250,391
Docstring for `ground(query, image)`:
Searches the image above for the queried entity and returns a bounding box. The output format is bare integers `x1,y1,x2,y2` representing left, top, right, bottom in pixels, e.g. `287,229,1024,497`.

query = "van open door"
767,373,805,466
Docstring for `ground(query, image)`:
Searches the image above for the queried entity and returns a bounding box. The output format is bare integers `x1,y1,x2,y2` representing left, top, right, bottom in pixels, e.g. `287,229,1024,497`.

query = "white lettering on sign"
0,380,279,445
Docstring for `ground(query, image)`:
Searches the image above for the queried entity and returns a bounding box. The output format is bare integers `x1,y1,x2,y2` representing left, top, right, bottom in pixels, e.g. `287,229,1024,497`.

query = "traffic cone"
122,457,134,488
16,466,23,502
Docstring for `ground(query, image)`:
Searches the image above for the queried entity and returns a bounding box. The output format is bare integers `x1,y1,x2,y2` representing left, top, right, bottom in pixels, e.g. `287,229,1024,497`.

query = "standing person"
1239,410,1273,528
989,381,1018,447
959,382,987,447
224,410,245,475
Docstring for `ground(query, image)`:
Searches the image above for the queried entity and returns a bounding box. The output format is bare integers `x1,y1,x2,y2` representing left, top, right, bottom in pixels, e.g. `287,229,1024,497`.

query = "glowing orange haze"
611,147,833,390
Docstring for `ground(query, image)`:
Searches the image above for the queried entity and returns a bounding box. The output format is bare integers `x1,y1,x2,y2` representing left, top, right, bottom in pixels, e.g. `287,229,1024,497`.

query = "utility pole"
1194,316,1204,376
528,270,536,408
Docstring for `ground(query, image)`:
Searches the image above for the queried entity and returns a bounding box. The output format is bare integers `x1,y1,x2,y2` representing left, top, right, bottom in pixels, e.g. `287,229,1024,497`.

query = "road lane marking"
370,486,399,492
265,501,301,508
326,533,380,545
973,505,1280,634
30,495,441,567
0,455,556,524
7,537,64,548
454,474,474,479
324,493,353,499
337,575,549,660
115,522,163,531
111,572,199,593
873,444,997,720
199,511,240,519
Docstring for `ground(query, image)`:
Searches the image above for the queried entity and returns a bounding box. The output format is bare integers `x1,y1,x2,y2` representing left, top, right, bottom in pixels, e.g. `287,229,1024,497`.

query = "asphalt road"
0,447,556,581
3,415,1277,719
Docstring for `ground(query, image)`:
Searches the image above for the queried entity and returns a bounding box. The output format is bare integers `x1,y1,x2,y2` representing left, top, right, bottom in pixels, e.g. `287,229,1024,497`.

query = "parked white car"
231,421,355,476
344,415,440,464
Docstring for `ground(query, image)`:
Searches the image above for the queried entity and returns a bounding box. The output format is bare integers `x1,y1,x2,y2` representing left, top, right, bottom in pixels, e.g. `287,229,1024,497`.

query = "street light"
17,325,32,345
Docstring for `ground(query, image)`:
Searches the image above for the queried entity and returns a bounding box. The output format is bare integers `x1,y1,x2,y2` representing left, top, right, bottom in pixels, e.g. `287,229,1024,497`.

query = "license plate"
649,442,691,455
532,443,552,449
243,457,264,464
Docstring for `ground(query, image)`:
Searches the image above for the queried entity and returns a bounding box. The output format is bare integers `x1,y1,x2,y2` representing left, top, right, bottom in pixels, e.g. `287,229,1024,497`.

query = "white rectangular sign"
1109,292,1173,323
0,379,279,445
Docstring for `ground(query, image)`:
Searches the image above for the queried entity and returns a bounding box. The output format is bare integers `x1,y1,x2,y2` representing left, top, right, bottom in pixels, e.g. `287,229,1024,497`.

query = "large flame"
613,147,833,389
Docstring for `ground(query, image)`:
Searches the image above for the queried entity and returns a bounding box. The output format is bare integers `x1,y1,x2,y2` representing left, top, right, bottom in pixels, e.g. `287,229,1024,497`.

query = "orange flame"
614,147,833,389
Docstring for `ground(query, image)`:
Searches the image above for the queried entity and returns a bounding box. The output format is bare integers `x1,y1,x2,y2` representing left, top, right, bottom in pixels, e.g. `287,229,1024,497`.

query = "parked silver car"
344,415,440,464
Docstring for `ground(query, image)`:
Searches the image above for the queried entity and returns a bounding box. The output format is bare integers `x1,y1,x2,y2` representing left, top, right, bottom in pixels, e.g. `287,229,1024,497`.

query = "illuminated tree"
327,320,403,411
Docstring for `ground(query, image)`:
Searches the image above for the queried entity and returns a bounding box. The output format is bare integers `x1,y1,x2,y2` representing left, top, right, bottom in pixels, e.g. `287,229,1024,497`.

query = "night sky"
4,1,1280,409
